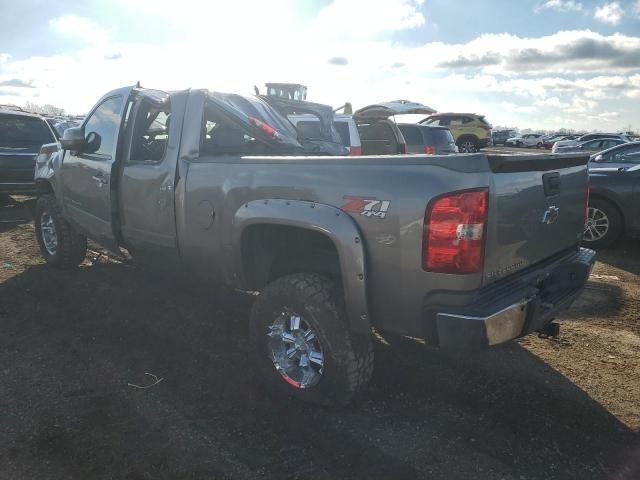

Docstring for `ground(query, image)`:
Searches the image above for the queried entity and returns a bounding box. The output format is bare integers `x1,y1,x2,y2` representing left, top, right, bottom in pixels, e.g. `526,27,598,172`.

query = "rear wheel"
250,273,373,407
457,137,478,153
583,198,622,248
35,194,87,268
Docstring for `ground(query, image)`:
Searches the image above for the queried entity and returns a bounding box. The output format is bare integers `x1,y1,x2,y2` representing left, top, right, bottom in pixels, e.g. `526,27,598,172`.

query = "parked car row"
505,133,545,148
288,100,466,156
552,133,633,152
44,116,83,139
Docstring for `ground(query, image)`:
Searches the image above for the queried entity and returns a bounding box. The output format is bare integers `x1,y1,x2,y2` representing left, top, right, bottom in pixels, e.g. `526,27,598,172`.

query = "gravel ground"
0,195,638,480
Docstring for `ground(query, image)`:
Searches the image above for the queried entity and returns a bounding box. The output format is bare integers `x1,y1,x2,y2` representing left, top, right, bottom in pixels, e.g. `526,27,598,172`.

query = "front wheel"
583,198,622,248
35,194,87,268
249,273,373,407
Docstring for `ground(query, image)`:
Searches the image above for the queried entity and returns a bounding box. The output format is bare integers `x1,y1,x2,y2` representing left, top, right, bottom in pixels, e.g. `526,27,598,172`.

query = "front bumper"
0,182,36,195
426,248,595,349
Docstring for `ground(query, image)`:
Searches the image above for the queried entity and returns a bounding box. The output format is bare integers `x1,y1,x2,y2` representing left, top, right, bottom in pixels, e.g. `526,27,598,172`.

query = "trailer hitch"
537,321,560,339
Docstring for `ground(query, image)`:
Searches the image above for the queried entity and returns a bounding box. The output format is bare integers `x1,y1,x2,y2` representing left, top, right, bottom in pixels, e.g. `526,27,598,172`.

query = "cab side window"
611,146,640,164
200,106,272,156
83,96,123,159
129,102,170,163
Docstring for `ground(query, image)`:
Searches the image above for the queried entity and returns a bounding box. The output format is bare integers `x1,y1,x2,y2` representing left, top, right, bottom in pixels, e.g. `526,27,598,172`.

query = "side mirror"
591,154,603,163
84,131,102,154
60,127,86,151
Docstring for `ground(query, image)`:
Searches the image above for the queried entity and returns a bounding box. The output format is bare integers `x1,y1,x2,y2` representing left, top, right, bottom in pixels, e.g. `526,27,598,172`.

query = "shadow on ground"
593,238,640,277
0,195,34,233
0,261,638,480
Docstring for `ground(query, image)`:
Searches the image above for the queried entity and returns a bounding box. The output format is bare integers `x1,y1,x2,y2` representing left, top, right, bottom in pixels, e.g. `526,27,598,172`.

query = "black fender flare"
231,199,371,336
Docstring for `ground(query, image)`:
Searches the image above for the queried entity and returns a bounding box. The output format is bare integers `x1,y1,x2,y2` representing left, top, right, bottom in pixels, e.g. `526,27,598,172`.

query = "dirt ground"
0,195,638,480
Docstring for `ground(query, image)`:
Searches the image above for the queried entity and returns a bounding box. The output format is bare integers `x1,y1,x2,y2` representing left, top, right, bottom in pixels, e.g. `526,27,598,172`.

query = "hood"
353,100,437,120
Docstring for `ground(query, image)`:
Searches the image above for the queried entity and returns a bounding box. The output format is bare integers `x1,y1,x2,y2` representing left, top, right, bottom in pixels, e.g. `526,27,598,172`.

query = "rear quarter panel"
179,154,492,336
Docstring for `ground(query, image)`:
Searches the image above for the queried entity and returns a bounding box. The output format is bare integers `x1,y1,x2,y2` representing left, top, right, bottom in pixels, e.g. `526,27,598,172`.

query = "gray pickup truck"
34,85,595,406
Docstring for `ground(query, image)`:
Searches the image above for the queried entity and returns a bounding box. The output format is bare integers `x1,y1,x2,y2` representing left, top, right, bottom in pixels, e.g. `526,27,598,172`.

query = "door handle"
91,174,108,186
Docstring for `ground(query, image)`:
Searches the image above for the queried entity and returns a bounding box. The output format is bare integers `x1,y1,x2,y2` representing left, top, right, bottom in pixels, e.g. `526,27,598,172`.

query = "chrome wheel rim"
267,310,324,389
460,141,475,153
583,207,609,242
40,212,58,255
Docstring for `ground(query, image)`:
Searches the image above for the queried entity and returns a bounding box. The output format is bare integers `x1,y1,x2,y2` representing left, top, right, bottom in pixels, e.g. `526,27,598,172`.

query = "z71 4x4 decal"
341,196,391,219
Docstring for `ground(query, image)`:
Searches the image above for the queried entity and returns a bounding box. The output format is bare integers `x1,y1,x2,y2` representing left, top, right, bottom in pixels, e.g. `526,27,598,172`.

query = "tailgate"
483,153,589,285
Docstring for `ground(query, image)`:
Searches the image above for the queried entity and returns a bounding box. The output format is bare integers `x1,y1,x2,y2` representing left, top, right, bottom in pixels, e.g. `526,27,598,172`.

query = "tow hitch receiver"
538,321,560,339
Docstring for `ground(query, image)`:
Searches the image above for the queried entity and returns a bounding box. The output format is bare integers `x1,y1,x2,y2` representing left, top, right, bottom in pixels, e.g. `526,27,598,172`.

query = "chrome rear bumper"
433,248,595,349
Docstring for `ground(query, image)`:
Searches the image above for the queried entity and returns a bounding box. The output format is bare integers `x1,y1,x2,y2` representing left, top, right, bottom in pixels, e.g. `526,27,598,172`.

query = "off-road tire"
250,273,374,407
35,194,87,268
583,198,622,249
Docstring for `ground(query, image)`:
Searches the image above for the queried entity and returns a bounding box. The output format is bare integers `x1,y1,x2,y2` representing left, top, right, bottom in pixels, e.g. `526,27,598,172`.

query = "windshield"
0,115,54,148
295,120,351,147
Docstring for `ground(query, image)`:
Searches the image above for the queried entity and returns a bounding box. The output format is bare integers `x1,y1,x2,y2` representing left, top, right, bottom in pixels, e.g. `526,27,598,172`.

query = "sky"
0,0,639,131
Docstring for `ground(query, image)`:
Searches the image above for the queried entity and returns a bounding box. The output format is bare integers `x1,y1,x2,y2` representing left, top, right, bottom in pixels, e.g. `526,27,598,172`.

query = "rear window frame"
398,125,424,145
0,113,56,148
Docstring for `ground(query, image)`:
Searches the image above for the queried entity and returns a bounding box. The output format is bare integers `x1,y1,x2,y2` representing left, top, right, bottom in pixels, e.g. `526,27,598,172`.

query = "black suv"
397,124,458,154
0,106,57,195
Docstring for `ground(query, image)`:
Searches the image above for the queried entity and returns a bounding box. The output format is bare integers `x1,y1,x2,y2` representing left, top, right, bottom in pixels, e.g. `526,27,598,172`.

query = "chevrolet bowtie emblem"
542,206,560,225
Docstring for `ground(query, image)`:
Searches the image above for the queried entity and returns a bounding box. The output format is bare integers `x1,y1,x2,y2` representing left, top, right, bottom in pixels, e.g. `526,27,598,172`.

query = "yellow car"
420,113,492,152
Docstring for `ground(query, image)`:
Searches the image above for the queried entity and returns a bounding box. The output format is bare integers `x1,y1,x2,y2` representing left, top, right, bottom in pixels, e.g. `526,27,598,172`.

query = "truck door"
117,90,181,260
60,88,134,252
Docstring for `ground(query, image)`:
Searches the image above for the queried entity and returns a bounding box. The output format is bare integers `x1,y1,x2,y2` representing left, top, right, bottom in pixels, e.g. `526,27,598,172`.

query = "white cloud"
436,30,640,74
0,3,637,131
634,0,640,14
315,0,425,36
567,96,597,113
594,2,624,24
536,0,583,12
49,14,112,45
539,96,570,107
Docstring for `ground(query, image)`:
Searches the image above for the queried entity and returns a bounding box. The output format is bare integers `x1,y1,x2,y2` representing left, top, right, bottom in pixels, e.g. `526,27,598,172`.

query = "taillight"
423,189,488,274
248,116,281,140
585,182,590,223
424,145,435,154
350,146,362,156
